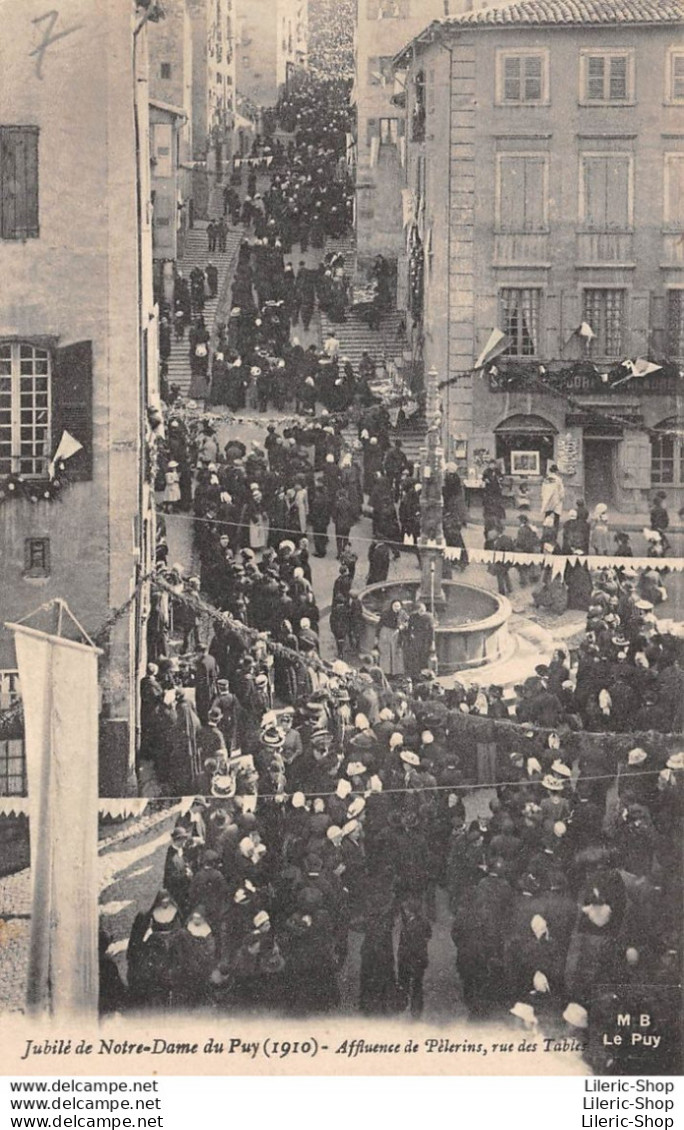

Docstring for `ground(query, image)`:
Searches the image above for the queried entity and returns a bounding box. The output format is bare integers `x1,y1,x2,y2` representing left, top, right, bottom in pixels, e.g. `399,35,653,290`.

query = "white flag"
632,358,662,377
475,328,511,370
9,614,101,1018
612,358,663,387
578,322,595,340
49,430,83,479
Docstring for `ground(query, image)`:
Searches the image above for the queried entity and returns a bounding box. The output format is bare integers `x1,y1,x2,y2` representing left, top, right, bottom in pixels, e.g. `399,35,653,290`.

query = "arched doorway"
494,413,557,476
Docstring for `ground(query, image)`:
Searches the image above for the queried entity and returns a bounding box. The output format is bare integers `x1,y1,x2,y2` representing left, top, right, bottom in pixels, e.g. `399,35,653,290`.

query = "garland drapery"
438,359,683,441
1,560,683,801
486,358,682,396
0,461,68,506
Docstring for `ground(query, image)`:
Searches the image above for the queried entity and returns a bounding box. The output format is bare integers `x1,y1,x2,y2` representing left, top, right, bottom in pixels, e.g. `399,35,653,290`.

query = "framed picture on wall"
510,450,541,476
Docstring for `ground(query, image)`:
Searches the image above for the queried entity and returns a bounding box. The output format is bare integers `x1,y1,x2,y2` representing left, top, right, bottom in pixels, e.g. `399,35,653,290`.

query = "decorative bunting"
98,799,149,821
443,545,684,573
0,797,30,817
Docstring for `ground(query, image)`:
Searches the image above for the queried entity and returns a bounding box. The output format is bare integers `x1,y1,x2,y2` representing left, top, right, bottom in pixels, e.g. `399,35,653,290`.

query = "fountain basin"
358,580,514,675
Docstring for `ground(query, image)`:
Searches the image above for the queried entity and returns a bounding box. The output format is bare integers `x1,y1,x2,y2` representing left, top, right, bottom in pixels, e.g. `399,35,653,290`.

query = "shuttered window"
499,53,546,103
670,51,684,101
497,155,547,232
0,127,39,239
580,154,632,230
582,52,632,102
0,343,50,476
0,339,93,480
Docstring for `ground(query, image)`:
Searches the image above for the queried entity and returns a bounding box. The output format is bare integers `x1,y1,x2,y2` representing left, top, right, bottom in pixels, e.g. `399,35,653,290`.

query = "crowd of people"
307,0,355,80
120,590,682,1072
480,462,675,596
124,62,684,1070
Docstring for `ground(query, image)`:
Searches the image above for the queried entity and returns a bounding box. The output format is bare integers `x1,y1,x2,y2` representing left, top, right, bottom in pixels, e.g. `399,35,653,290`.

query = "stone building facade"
0,0,158,794
148,0,195,269
354,0,449,287
397,0,684,513
235,0,308,130
187,0,237,214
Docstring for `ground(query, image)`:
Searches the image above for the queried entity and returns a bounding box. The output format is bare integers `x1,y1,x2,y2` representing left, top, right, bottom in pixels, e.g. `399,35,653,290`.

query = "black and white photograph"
0,0,683,1081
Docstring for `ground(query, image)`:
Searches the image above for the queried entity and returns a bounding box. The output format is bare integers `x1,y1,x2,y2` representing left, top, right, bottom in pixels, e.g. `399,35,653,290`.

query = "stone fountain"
358,366,513,676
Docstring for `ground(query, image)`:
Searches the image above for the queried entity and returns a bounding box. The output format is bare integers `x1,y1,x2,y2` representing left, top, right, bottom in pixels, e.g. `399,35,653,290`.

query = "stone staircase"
325,231,357,272
166,222,242,398
320,307,409,374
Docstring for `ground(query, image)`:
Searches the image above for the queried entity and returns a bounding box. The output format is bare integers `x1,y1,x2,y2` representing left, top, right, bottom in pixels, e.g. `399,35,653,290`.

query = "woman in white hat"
162,460,181,513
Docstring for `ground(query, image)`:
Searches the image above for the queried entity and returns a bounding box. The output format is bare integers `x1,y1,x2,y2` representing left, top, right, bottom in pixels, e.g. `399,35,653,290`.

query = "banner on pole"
8,604,101,1019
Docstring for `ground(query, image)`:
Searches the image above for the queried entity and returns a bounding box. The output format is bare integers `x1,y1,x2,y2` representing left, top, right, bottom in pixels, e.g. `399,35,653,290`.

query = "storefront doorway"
494,414,557,475
583,438,618,506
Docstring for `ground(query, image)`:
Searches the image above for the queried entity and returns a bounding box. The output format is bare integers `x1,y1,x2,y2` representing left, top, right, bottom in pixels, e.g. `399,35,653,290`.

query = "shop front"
493,413,558,478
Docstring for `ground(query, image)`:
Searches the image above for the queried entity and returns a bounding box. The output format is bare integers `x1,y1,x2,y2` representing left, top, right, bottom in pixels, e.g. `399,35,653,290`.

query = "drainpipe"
434,30,457,446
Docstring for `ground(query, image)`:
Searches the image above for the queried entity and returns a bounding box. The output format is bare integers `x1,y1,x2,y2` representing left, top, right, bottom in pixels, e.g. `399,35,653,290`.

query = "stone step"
342,427,426,464
166,228,243,395
320,310,409,371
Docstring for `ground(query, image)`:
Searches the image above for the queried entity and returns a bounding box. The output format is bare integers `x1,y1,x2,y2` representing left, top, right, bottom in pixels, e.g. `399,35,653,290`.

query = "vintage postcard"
0,0,682,1080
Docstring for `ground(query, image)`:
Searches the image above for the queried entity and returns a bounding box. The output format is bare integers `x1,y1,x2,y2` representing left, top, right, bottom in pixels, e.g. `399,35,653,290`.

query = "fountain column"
417,366,446,615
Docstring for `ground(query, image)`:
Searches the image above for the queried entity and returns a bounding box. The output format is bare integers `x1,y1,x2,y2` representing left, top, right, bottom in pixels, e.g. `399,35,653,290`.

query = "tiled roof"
441,0,684,27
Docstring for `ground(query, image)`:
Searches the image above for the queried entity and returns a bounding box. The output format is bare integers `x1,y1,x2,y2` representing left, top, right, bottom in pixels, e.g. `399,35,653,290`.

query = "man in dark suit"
405,602,436,680
194,645,218,726
163,827,193,917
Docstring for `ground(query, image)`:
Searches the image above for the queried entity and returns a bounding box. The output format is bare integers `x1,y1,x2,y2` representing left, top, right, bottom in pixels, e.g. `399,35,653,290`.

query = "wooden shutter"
51,341,93,481
650,294,667,354
630,290,651,356
619,434,651,490
498,155,526,231
561,290,582,355
582,155,607,229
605,155,630,230
0,127,39,239
664,154,684,227
498,155,545,232
583,154,630,230
523,156,546,231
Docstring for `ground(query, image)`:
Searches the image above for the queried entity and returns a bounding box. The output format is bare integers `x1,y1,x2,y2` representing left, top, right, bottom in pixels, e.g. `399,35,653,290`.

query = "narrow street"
95,799,501,1022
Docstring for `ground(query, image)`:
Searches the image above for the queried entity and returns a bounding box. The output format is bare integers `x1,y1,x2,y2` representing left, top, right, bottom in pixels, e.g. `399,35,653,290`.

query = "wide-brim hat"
541,774,564,792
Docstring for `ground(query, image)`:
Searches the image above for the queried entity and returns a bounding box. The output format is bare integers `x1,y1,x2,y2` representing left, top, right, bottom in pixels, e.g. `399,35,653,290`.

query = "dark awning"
495,413,558,435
